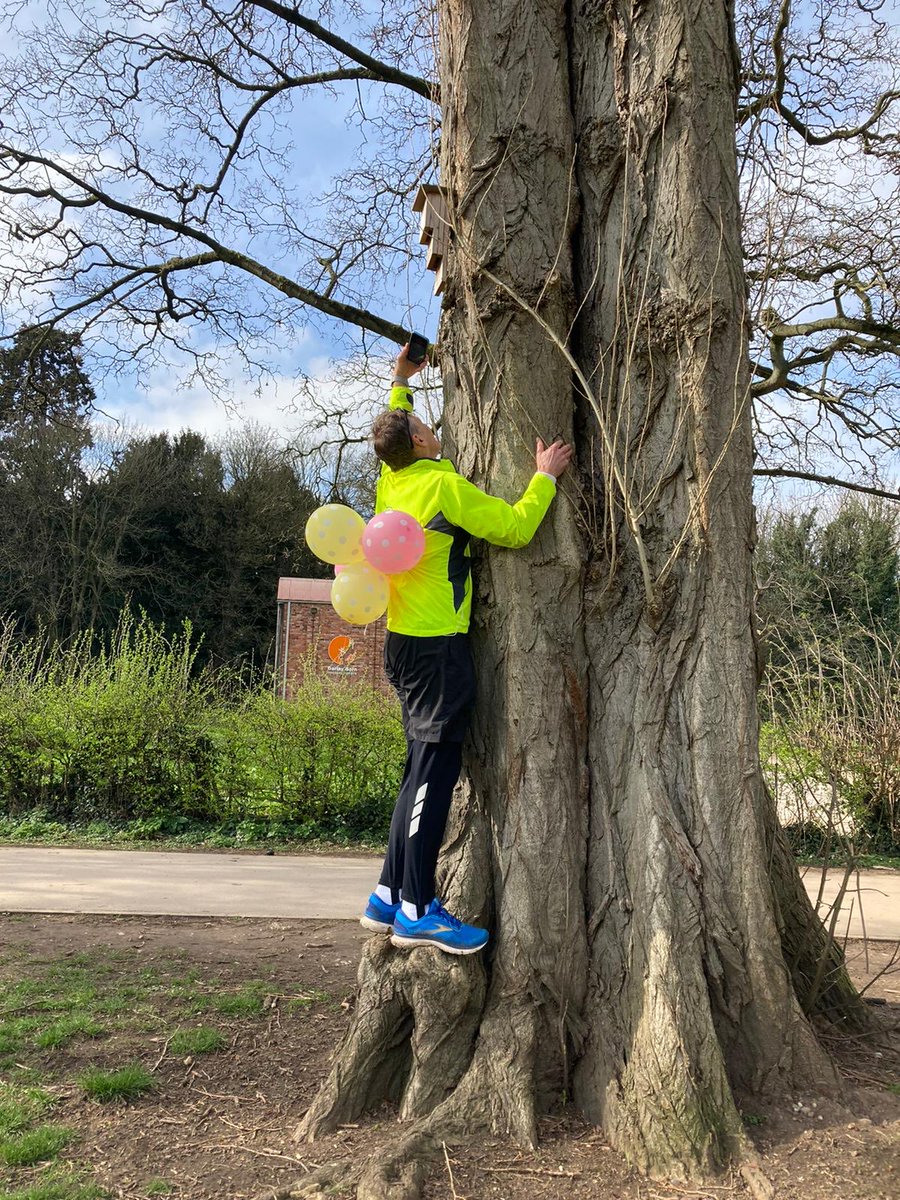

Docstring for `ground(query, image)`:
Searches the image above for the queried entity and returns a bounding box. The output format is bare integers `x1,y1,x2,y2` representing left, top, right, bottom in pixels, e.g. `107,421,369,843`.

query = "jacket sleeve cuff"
389,385,414,412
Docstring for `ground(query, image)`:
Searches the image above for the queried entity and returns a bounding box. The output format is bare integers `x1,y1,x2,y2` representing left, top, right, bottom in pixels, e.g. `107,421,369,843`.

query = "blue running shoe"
391,899,488,955
360,892,400,933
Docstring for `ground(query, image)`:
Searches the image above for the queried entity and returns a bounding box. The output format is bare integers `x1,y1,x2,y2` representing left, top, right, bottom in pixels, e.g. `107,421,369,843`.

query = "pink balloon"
362,510,426,574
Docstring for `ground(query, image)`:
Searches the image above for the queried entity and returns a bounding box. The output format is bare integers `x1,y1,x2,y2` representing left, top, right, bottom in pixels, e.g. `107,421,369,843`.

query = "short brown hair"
372,409,416,470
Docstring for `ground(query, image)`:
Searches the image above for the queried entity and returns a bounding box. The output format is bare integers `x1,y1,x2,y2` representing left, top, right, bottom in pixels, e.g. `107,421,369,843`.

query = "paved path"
800,865,899,941
0,847,897,939
0,847,375,920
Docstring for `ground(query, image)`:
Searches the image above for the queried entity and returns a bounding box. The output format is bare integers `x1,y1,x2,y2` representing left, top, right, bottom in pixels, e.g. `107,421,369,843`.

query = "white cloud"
94,343,399,442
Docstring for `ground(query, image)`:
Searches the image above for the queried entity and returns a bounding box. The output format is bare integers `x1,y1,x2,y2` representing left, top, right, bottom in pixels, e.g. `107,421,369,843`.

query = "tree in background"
0,332,325,664
817,500,900,634
757,499,900,850
0,326,96,427
84,425,326,667
757,497,900,659
0,328,94,639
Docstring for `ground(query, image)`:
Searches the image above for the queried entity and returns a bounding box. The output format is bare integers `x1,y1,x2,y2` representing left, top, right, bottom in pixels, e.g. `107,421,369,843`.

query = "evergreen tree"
0,327,94,638
817,500,900,634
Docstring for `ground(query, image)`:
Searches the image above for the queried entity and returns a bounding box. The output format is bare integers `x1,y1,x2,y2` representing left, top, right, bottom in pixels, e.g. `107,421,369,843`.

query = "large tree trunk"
289,0,869,1195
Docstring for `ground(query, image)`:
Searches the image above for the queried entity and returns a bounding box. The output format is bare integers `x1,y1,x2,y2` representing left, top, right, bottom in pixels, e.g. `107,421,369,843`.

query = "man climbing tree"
362,344,572,954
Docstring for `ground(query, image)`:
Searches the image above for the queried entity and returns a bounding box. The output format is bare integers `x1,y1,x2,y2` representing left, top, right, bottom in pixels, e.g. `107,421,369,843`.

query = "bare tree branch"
754,467,900,502
738,0,900,146
246,0,437,101
0,144,411,344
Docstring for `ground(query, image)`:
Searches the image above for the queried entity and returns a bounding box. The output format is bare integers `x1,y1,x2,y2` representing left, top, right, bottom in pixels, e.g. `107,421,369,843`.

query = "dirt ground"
0,914,897,1200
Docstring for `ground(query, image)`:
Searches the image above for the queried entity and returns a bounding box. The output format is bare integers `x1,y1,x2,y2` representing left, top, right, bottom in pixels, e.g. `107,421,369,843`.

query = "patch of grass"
167,1026,226,1056
0,1123,74,1166
40,986,100,1014
145,1180,174,1196
1,1168,103,1200
0,1083,54,1137
887,1082,900,1096
79,1064,155,1103
1,1064,44,1086
35,1016,105,1049
0,1017,42,1056
0,978,44,1005
203,983,267,1017
91,994,134,1017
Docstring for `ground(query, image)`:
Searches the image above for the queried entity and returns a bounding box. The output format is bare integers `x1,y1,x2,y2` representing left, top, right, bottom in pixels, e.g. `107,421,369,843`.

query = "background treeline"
0,327,343,672
756,496,900,856
0,327,898,853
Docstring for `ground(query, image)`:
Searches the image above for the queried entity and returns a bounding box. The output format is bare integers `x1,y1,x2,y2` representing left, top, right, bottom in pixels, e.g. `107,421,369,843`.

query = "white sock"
401,900,420,921
375,885,394,904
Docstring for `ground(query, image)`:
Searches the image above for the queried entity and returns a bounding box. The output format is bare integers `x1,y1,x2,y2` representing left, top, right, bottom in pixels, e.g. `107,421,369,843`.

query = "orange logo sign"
328,635,357,666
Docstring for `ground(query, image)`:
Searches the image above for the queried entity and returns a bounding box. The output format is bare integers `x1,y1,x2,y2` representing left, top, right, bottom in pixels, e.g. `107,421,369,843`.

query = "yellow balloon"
331,564,389,626
304,504,365,565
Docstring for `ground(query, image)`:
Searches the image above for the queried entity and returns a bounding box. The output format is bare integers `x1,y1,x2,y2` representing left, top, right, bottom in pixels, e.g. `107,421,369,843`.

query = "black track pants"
379,632,475,914
378,739,464,913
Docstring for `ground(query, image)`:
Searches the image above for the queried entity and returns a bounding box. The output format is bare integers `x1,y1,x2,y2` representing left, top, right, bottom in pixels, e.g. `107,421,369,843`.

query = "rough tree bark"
283,1,871,1196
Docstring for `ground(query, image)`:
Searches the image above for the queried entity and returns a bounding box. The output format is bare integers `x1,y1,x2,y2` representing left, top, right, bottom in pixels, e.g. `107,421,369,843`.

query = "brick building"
274,577,391,698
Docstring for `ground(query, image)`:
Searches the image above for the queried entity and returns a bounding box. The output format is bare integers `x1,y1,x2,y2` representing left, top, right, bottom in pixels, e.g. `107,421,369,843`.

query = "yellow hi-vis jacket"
375,385,556,636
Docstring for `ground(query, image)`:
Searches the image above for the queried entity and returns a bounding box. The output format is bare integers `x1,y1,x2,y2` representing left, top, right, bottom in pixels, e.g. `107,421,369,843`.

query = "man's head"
372,409,441,469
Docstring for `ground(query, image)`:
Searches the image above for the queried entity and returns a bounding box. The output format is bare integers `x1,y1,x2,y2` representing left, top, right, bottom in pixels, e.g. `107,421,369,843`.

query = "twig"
443,1142,460,1199
843,1070,897,1085
658,1185,737,1194
0,1001,47,1017
477,1165,581,1178
151,1035,174,1072
207,1143,313,1171
191,1085,257,1102
857,941,900,999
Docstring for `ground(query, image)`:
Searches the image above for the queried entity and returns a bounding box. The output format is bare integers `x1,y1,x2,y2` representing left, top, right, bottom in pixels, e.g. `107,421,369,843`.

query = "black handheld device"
406,332,429,365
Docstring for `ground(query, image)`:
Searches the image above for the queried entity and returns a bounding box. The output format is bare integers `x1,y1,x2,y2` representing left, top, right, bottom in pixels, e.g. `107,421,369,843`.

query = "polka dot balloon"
304,504,365,565
331,563,390,625
361,510,426,574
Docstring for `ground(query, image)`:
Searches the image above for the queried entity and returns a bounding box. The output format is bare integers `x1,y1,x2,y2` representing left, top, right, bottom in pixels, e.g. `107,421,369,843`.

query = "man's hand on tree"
536,438,573,479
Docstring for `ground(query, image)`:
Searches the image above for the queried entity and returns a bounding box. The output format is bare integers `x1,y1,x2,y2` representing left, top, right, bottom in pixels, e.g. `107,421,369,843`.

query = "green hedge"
0,614,404,841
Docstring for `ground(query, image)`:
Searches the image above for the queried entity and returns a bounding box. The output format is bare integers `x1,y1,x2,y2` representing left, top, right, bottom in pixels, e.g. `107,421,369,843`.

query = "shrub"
212,677,404,837
0,613,404,842
761,621,900,853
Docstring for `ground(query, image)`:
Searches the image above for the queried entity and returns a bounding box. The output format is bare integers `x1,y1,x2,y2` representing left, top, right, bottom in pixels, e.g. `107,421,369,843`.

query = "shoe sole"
390,933,487,955
360,915,394,933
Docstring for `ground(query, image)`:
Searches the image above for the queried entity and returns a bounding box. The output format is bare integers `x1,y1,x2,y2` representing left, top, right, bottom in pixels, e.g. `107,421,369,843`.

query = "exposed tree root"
295,935,486,1142
250,1160,355,1200
354,1131,432,1200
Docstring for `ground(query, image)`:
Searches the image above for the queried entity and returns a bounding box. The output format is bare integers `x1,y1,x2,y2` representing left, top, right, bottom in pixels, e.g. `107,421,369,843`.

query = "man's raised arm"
389,344,425,412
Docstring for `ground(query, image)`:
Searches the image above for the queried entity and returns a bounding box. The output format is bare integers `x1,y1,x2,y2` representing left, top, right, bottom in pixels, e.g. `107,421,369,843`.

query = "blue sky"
0,0,442,441
1,0,896,495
